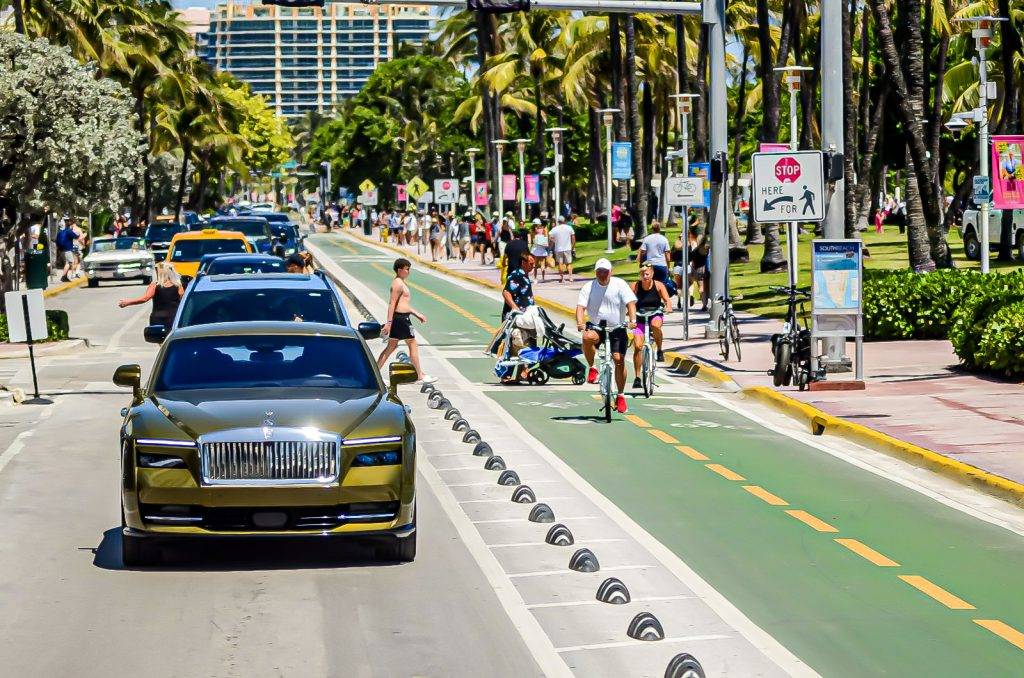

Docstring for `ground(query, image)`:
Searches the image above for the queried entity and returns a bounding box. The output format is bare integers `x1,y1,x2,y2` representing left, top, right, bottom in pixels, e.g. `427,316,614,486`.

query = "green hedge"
948,271,1024,377
863,269,986,340
0,310,70,343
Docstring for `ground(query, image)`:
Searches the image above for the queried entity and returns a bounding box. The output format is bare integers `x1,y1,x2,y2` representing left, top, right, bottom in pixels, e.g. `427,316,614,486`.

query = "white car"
83,236,155,287
960,208,1024,261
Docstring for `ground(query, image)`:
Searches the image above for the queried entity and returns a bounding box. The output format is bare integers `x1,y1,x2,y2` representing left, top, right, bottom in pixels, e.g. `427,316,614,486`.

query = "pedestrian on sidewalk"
377,257,435,384
548,216,576,283
428,215,443,262
638,220,670,284
118,262,183,328
529,218,550,282
688,223,709,311
576,258,637,415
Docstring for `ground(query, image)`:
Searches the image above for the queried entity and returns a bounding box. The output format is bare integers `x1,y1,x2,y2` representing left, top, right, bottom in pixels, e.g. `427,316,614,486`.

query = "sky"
171,0,218,8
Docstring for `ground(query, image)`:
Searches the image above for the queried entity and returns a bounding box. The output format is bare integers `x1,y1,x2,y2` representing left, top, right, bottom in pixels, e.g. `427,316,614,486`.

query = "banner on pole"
395,184,407,202
524,175,541,203
474,182,489,207
611,142,633,179
688,162,711,208
759,143,790,153
991,135,1024,209
502,174,517,201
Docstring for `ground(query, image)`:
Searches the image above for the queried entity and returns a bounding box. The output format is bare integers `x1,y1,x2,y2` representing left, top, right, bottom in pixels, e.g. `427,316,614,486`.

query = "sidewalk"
343,227,1024,490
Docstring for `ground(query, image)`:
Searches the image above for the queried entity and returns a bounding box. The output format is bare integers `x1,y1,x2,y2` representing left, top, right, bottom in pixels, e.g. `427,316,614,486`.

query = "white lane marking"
473,516,600,525
105,305,150,353
508,565,656,579
489,538,625,549
555,635,731,653
0,431,34,476
527,594,694,609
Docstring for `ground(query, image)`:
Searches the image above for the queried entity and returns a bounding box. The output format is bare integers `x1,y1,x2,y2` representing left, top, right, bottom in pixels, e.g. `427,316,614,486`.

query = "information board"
812,239,862,314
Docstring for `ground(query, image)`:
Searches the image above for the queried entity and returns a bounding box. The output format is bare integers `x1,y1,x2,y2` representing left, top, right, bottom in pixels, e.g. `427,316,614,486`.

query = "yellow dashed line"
974,619,1024,651
899,575,975,610
675,445,709,461
785,510,838,533
743,485,789,506
625,414,651,428
647,429,680,444
706,464,745,481
369,262,496,333
834,538,900,567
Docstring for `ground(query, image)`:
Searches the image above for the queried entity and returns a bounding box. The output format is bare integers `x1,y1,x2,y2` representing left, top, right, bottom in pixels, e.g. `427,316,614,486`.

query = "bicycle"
636,308,662,398
592,320,622,423
715,294,741,362
768,285,818,390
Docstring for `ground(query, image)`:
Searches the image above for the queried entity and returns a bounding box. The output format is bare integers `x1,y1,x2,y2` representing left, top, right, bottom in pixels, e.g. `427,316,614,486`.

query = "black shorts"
586,323,628,356
390,312,414,340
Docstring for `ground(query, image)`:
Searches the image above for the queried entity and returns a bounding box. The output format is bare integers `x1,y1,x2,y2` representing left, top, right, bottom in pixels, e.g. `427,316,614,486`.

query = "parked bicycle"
768,285,818,390
636,308,662,397
715,294,741,362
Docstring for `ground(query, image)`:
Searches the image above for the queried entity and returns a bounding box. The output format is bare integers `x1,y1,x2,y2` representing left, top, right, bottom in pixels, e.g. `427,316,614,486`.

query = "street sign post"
360,188,379,206
752,151,826,223
5,289,47,399
434,178,460,205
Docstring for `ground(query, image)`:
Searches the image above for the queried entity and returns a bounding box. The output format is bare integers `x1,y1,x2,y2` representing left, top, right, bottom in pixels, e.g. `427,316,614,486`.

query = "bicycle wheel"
642,345,655,397
599,365,613,422
773,341,791,387
729,315,742,362
717,317,729,361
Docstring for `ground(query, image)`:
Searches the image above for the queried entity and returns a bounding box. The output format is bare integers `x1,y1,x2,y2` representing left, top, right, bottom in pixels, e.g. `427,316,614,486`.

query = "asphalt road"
0,282,544,678
310,232,1024,676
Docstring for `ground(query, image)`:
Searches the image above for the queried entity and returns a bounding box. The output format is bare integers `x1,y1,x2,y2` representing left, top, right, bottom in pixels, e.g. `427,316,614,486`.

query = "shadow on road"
92,527,401,572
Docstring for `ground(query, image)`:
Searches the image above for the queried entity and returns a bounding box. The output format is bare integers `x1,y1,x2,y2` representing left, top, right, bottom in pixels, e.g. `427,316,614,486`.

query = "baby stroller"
487,306,586,385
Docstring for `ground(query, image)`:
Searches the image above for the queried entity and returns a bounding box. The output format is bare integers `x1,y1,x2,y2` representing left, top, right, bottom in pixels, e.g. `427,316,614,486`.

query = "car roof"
170,229,248,241
201,253,280,262
169,321,358,340
190,273,329,291
210,216,269,224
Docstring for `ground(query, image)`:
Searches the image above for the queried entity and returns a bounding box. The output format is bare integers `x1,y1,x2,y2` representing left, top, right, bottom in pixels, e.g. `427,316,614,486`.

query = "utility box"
25,249,49,290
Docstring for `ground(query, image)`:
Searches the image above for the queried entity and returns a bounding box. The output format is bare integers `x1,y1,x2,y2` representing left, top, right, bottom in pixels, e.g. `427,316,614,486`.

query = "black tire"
379,528,417,562
571,371,585,385
121,533,161,567
87,278,99,288
717,318,729,361
729,316,742,362
773,341,791,387
603,390,612,423
963,231,981,261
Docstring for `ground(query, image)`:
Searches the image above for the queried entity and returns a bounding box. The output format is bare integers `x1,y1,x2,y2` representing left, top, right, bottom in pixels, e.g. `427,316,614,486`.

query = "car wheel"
379,520,417,562
87,278,99,288
121,532,161,567
963,231,981,261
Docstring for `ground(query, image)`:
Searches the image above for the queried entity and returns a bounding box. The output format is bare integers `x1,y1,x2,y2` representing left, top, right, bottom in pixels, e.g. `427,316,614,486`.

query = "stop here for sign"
751,150,825,223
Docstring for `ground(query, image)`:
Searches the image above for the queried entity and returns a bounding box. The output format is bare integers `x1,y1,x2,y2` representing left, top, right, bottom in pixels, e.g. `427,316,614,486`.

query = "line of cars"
111,236,421,567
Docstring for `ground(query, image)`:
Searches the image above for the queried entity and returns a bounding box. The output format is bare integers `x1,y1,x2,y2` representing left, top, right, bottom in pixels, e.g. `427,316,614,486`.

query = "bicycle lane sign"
752,150,825,223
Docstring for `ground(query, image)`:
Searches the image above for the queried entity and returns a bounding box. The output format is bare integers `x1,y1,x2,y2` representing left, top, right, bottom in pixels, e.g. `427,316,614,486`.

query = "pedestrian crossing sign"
407,176,429,200
359,179,376,193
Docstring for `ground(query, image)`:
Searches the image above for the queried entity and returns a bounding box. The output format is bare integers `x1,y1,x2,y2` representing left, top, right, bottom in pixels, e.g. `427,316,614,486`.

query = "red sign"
775,157,801,183
396,184,407,202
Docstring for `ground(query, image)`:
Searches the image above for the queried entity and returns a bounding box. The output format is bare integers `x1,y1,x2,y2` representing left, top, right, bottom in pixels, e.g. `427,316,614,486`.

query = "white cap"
595,258,613,271
532,218,542,225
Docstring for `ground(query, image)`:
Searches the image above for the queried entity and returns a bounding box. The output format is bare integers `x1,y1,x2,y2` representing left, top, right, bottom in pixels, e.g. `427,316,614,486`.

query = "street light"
492,139,508,217
954,15,1005,274
667,93,699,224
514,138,529,222
596,108,620,253
774,65,813,290
467,147,480,214
546,127,568,223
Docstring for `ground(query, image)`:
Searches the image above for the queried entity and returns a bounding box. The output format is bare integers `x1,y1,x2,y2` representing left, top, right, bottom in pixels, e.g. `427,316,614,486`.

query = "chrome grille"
200,440,338,485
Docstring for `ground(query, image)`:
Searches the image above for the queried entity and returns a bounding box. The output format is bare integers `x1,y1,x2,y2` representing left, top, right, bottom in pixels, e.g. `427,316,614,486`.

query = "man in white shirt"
638,221,671,284
548,216,576,283
576,258,637,414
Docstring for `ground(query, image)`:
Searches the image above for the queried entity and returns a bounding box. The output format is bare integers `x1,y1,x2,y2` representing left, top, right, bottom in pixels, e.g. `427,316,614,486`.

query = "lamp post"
492,139,508,217
467,147,480,214
596,108,620,254
774,65,813,290
954,16,1004,274
514,138,528,222
546,127,568,223
666,93,698,225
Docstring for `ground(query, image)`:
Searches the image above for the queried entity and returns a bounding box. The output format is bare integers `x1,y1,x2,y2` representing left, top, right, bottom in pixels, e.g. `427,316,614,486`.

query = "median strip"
974,619,1024,651
898,575,975,610
834,538,900,567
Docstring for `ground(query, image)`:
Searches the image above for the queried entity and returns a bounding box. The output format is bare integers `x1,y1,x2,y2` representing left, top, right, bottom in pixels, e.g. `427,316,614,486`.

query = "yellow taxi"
166,229,252,279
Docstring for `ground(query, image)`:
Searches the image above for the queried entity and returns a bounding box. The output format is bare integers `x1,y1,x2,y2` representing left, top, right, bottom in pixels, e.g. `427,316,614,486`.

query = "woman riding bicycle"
631,262,673,389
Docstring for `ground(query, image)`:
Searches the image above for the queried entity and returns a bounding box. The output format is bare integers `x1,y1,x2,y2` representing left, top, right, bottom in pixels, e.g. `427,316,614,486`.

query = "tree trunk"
854,86,887,227
904,148,935,271
842,0,858,237
642,81,656,222
532,71,546,220
588,105,605,218
731,43,750,201
757,0,786,271
193,149,212,213
693,24,709,162
799,40,821,150
609,15,629,207
625,17,646,234
175,143,191,224
12,0,24,35
475,12,500,217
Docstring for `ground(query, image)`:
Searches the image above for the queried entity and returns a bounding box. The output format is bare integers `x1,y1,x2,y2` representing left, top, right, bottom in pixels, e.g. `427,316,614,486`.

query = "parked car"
196,253,286,276
83,236,155,287
959,208,1024,261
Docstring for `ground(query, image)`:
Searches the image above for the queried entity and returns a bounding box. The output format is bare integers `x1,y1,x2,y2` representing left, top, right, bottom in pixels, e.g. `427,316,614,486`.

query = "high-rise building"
205,1,434,118
177,7,212,58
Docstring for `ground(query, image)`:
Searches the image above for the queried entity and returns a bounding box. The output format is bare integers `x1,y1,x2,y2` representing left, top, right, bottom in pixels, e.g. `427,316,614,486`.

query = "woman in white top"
529,218,550,282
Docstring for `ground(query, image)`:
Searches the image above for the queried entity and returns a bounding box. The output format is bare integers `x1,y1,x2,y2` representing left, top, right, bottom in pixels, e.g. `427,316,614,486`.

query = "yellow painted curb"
42,276,87,298
662,350,739,389
743,385,1024,507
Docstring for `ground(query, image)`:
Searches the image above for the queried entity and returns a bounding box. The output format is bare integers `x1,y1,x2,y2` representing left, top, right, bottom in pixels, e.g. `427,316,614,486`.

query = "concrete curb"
742,385,1024,507
329,229,1024,506
0,338,86,360
42,276,87,298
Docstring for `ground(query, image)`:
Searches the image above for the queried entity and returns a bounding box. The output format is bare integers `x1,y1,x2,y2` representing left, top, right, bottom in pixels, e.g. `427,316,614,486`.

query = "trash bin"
25,249,48,290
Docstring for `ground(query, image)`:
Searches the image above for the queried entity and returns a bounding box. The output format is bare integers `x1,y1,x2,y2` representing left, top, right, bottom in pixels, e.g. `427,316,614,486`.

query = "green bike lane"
316,234,1024,675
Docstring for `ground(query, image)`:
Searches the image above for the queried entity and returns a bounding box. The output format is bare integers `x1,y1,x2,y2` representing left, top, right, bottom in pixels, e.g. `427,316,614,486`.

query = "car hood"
85,250,152,263
147,388,389,440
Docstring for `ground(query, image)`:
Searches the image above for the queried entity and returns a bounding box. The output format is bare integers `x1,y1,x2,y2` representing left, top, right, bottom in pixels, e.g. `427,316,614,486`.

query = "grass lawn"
573,224,1023,319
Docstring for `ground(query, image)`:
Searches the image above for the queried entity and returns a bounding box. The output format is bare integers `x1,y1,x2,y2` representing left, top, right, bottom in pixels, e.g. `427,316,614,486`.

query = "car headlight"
351,449,402,467
137,452,188,469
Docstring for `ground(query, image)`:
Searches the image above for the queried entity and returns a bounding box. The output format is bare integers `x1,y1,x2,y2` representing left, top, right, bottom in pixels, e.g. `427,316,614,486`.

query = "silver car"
84,236,155,287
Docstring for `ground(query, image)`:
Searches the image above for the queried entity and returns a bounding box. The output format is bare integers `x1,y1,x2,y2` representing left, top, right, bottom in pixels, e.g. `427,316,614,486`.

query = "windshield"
205,258,286,275
145,225,184,242
92,238,146,253
155,335,375,391
270,224,298,239
255,213,290,224
215,221,271,239
170,239,248,262
178,288,344,327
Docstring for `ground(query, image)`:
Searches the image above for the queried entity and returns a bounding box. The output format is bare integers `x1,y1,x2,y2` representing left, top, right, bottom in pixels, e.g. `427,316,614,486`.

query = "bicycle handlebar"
768,285,811,298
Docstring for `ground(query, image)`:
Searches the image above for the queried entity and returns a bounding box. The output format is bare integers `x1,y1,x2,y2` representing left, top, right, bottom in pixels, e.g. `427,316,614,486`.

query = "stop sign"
775,157,801,183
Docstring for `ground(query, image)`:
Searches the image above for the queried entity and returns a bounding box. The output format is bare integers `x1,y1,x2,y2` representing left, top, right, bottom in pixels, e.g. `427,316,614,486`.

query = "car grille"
200,440,339,485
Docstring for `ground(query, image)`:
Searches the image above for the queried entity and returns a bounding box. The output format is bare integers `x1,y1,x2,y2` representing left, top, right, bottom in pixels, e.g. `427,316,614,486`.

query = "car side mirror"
113,364,143,404
388,362,418,397
143,324,168,344
358,321,382,341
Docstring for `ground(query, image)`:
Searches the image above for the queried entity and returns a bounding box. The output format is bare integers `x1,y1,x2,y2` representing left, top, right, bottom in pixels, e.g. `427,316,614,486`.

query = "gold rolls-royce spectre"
114,321,419,566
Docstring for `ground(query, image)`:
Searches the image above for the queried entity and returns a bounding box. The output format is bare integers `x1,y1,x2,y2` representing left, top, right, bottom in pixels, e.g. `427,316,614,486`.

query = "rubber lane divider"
705,464,745,481
833,538,900,567
42,276,87,298
785,509,839,533
743,385,1024,508
742,485,789,506
974,619,1024,651
674,445,709,461
898,575,976,610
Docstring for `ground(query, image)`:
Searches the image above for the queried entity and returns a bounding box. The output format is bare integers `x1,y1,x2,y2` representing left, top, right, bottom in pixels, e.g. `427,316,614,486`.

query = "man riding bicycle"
631,261,673,389
576,258,637,414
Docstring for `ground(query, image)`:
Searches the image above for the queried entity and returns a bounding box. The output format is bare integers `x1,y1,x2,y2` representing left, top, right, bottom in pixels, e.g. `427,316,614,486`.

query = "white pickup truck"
959,208,1024,261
